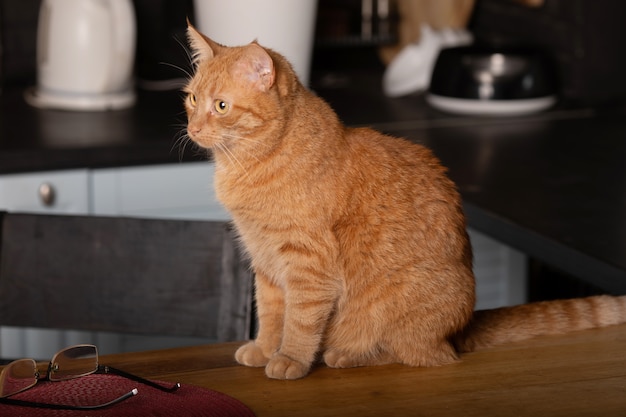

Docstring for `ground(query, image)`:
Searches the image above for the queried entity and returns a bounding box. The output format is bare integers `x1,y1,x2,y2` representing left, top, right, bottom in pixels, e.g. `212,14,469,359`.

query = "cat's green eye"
214,99,229,114
188,93,197,107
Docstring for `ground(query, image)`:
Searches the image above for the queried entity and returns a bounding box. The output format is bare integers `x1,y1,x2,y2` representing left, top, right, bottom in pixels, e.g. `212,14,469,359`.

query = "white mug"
193,0,318,86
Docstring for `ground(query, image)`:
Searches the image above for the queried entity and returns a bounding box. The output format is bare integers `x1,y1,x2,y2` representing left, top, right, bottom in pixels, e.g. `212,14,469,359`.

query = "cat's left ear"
236,43,275,92
186,20,221,65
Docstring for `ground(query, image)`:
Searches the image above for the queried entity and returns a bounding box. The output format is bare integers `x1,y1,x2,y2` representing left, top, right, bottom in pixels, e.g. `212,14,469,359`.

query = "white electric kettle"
26,0,136,111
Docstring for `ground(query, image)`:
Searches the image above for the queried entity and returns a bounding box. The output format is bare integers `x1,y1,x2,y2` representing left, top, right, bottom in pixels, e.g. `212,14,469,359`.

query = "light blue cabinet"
91,161,230,220
0,169,90,214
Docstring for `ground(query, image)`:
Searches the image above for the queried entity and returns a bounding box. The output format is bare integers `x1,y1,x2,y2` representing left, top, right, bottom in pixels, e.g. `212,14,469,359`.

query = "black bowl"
426,45,558,116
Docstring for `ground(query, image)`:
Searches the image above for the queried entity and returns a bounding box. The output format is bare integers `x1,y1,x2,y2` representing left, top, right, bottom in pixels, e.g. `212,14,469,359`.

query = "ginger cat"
184,24,626,380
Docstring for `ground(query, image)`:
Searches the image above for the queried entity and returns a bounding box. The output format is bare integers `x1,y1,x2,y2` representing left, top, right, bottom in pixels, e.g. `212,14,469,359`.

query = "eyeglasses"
0,344,180,410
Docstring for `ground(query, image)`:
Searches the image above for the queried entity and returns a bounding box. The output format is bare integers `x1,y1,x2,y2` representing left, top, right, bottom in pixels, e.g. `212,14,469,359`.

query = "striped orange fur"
184,24,626,380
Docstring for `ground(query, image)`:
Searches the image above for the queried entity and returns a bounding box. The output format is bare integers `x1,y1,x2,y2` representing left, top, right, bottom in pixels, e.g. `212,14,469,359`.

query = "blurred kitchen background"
2,0,626,104
1,0,624,359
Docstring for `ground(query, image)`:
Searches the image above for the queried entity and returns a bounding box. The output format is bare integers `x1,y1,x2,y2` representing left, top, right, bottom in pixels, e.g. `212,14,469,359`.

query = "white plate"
426,93,557,116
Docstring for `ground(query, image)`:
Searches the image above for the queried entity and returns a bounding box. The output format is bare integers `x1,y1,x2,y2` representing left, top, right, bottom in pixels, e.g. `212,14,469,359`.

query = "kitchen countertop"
1,69,625,293
0,86,207,174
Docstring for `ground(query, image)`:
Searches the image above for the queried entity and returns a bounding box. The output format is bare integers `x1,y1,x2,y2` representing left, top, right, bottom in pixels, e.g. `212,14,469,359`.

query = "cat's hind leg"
389,336,459,367
322,288,462,369
323,347,395,368
385,314,460,367
322,308,395,368
324,330,459,368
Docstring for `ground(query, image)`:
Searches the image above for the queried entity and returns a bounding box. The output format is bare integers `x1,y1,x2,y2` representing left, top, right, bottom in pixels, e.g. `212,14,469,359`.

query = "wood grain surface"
98,323,626,416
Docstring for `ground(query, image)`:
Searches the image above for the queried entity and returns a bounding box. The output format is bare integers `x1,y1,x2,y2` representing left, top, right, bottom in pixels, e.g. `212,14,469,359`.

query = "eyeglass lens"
49,345,98,381
0,359,38,398
0,344,98,398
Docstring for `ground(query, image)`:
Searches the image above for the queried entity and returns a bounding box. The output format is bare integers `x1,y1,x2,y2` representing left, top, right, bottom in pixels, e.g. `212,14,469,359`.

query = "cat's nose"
187,125,201,136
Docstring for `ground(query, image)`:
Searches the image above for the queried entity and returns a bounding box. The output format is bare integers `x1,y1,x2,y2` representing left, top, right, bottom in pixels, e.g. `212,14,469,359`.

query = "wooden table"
99,324,626,417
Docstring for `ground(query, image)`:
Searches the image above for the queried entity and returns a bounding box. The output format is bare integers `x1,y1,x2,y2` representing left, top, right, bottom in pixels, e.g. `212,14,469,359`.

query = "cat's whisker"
215,142,252,180
219,137,265,164
234,146,263,164
236,137,272,149
174,35,194,66
222,133,272,153
222,146,249,175
171,35,198,75
159,61,193,80
171,130,194,162
171,123,211,162
214,143,238,171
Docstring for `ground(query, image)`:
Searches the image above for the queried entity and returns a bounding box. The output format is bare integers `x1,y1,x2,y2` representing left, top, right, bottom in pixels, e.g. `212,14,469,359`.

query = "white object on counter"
193,0,318,87
29,0,136,111
426,93,557,116
383,25,472,97
25,87,135,111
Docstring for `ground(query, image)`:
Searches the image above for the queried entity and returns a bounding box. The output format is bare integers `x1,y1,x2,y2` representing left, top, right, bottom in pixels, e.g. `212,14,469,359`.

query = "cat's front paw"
235,341,270,367
265,353,310,380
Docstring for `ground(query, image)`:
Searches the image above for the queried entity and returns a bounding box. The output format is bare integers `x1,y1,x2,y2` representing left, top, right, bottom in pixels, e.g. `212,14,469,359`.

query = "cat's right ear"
186,20,221,66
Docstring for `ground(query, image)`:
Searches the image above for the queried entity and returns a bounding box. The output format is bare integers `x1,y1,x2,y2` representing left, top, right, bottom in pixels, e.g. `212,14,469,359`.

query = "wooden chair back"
0,212,253,342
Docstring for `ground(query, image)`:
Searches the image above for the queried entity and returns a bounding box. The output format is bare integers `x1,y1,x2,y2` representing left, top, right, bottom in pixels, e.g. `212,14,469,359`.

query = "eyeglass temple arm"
0,388,138,410
100,366,181,392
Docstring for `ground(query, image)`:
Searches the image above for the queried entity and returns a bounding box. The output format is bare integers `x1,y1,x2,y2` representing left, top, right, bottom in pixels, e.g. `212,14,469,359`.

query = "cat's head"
184,24,298,154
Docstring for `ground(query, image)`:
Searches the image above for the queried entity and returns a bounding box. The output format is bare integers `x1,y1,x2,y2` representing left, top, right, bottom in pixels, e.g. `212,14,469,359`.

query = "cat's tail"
452,294,626,353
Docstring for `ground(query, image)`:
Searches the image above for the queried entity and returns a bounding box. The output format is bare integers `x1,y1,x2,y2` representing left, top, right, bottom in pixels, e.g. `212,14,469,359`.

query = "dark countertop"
0,86,208,174
1,69,625,294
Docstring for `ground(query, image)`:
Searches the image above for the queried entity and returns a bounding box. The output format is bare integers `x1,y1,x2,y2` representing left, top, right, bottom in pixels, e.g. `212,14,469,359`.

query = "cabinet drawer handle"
38,183,56,206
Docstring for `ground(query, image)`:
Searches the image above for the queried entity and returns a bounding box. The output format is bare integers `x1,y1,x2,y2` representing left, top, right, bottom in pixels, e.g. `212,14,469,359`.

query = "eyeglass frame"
0,344,180,410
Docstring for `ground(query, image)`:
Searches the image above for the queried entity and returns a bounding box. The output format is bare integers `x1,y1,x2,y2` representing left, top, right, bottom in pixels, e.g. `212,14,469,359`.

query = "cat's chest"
234,222,290,283
213,162,330,221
